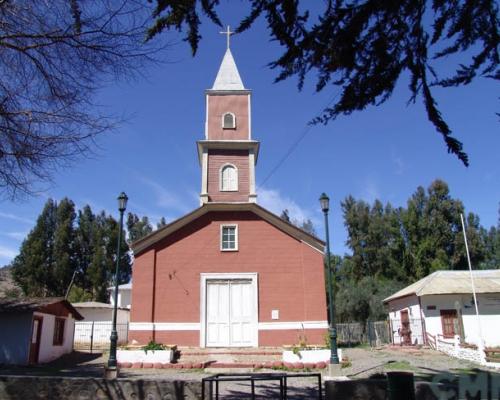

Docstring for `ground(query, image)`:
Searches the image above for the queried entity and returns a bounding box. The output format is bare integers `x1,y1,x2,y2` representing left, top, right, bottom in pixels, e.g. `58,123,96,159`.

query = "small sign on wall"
271,310,279,320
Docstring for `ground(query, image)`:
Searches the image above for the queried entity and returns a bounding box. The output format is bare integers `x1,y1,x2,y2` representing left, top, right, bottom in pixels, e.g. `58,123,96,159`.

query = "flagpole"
460,213,485,359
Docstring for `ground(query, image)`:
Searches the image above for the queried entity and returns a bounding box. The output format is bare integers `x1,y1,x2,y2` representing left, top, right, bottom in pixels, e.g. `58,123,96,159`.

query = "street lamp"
108,191,128,372
319,193,339,365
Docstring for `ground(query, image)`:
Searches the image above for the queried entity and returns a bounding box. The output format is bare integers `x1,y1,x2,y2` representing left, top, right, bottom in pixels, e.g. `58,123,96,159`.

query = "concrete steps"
176,347,283,367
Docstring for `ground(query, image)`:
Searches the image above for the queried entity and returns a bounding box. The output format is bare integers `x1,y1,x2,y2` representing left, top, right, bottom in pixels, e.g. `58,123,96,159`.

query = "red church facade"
129,47,328,348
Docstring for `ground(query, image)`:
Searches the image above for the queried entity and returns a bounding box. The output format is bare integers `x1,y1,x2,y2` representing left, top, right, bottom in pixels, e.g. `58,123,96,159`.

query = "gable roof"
384,269,500,303
212,49,245,90
0,297,83,320
72,301,129,311
131,202,325,255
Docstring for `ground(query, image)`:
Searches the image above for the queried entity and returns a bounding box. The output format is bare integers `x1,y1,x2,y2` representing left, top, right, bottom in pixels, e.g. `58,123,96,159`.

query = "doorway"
29,316,43,364
400,310,412,345
201,273,258,347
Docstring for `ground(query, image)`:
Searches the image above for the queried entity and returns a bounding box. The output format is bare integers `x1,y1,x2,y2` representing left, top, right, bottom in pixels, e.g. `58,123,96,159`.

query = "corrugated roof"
0,297,83,320
107,283,132,291
72,301,113,309
72,301,129,310
384,269,500,303
212,49,245,90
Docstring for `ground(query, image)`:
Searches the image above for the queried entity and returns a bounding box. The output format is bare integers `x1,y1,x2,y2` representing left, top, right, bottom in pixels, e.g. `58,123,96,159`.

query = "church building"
129,43,328,348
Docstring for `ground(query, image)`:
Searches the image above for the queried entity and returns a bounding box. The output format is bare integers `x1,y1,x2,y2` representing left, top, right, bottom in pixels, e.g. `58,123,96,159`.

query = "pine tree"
51,198,77,295
11,199,133,300
127,213,153,242
12,199,58,296
157,217,167,230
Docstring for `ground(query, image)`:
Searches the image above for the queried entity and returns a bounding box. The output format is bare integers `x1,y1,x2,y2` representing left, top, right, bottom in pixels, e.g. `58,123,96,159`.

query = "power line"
257,90,341,190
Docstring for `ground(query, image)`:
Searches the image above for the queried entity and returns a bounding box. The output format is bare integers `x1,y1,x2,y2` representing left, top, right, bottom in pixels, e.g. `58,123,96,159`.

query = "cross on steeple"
219,25,234,50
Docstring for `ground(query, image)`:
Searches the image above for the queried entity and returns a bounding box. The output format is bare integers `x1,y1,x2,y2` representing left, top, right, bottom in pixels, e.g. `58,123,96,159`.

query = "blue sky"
0,5,499,266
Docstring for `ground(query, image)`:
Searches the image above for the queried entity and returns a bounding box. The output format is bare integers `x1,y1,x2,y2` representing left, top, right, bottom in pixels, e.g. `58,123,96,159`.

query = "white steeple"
212,48,245,90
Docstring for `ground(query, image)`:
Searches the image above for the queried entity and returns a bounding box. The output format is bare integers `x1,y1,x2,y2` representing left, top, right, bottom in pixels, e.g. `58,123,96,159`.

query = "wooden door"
400,310,412,345
229,281,253,346
206,280,230,346
440,310,458,338
29,316,43,364
206,279,254,347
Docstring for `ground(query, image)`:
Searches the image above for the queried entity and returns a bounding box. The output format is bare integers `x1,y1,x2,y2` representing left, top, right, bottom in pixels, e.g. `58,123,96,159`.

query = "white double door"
206,279,255,347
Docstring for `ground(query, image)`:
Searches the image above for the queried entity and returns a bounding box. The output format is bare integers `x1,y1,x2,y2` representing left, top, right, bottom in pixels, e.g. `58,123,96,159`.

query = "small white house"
72,301,130,323
72,301,129,349
0,298,83,365
384,270,500,347
108,282,132,309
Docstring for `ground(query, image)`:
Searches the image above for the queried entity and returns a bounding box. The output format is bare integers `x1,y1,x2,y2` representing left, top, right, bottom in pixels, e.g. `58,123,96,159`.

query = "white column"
248,149,257,203
200,148,209,205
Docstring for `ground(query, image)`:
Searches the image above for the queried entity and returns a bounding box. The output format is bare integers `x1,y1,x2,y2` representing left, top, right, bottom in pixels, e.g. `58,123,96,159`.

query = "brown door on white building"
440,309,458,338
400,310,412,345
29,316,43,364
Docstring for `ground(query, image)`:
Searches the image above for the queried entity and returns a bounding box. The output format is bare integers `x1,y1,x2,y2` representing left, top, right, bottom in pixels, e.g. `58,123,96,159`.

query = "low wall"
325,379,453,400
0,375,202,400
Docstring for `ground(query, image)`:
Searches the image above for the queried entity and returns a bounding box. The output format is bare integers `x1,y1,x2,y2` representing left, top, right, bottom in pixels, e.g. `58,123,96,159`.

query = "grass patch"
384,360,418,372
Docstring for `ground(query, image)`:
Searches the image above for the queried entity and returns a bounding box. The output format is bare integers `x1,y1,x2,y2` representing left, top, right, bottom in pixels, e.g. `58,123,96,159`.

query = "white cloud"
138,176,193,214
0,212,34,225
3,232,27,241
0,245,18,262
360,179,380,203
259,188,316,225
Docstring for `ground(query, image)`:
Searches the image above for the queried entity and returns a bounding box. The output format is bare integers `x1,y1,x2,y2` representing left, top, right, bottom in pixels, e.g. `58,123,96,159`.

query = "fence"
388,317,424,345
336,320,392,347
73,321,129,353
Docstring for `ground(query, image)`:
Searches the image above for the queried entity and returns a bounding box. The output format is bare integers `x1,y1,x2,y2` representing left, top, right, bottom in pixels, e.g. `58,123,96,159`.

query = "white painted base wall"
282,349,342,363
117,349,174,363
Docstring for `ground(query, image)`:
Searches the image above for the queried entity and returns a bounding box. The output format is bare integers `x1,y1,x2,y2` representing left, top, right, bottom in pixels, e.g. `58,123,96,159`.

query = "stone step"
176,347,284,364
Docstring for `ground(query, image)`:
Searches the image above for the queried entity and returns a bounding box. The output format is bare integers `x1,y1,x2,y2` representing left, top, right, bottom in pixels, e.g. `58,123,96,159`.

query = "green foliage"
335,275,404,323
335,179,499,323
142,340,167,353
66,285,93,303
146,1,499,165
11,198,132,300
341,179,493,284
127,213,153,243
157,217,167,230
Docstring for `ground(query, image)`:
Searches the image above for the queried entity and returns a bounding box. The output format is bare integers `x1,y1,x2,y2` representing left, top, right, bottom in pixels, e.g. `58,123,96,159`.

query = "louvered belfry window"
223,112,236,129
221,165,237,191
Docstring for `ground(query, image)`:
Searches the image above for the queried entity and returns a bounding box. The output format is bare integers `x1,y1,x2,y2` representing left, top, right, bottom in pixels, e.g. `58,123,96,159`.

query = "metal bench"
201,371,323,400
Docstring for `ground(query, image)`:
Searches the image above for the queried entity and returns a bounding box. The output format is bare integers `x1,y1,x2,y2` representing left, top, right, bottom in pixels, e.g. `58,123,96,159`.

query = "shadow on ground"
0,351,105,377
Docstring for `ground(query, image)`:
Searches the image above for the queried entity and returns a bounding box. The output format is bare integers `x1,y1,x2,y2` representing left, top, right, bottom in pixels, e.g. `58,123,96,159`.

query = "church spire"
212,28,245,91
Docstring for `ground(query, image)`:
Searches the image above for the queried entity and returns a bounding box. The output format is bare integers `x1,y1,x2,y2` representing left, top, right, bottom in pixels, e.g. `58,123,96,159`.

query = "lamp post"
108,192,128,371
319,193,339,365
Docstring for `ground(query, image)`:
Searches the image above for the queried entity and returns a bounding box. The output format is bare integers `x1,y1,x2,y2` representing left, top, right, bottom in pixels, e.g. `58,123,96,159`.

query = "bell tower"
198,31,259,204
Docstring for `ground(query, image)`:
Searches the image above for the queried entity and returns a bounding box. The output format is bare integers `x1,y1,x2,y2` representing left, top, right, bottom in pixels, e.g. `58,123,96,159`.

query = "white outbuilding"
384,269,500,348
0,297,83,365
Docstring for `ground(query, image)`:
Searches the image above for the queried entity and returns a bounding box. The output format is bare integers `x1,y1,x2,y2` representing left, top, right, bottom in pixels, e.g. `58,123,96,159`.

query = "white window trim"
220,223,238,251
222,112,236,129
219,163,238,192
199,272,259,348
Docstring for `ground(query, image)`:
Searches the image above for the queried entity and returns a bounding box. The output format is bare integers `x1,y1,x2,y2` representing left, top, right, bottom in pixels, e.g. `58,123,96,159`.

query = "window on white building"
221,225,238,251
221,164,238,191
222,112,236,129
